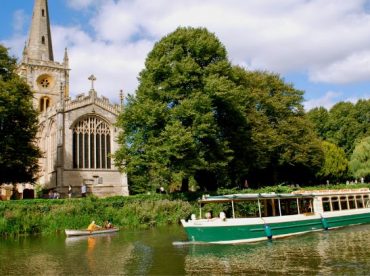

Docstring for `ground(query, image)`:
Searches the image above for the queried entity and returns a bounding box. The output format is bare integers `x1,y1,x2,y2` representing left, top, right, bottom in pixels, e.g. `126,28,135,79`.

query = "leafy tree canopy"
115,27,238,193
0,45,41,184
115,28,324,193
233,69,324,186
317,141,348,183
349,136,370,180
308,100,370,157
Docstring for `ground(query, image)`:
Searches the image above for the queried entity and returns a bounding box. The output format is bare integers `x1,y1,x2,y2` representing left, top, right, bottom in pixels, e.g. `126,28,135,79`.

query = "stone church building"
16,0,129,197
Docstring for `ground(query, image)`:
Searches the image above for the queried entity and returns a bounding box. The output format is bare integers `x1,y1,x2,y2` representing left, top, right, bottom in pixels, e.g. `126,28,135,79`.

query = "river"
1,224,370,275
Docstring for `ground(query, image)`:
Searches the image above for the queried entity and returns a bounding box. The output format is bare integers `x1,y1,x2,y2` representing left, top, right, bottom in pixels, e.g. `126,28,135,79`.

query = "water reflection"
184,225,370,275
1,225,370,275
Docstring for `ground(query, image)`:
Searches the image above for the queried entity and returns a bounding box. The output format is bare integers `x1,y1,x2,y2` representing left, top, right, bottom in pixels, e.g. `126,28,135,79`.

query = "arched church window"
40,97,51,112
42,36,45,44
42,9,45,17
72,116,112,169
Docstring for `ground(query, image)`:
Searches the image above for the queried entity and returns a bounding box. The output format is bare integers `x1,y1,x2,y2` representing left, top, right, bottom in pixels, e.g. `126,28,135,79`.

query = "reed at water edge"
0,194,194,237
2,183,369,237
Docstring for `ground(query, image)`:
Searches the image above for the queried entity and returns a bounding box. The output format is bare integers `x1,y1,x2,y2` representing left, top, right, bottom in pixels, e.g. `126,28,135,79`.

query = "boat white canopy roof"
199,188,370,203
199,193,314,203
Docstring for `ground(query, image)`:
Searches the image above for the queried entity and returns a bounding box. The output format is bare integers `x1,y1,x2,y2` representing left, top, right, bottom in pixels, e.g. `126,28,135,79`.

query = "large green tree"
233,69,324,186
349,136,370,180
308,100,370,157
0,45,41,184
115,27,242,193
317,141,348,183
307,107,329,138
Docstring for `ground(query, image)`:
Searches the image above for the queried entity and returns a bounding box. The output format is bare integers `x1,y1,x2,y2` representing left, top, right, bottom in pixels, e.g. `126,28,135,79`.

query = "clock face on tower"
37,74,55,90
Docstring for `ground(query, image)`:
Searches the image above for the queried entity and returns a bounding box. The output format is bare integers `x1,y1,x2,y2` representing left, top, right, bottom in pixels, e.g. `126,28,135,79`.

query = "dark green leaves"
0,45,41,184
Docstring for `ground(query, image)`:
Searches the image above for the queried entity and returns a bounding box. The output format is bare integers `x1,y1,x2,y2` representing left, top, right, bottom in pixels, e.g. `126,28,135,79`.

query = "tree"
317,141,348,183
0,45,41,184
233,69,324,186
115,28,324,193
349,136,370,180
307,106,329,138
324,101,366,156
115,27,240,193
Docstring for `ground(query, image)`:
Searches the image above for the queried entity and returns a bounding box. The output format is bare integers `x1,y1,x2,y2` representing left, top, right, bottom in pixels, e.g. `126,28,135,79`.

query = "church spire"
27,0,54,61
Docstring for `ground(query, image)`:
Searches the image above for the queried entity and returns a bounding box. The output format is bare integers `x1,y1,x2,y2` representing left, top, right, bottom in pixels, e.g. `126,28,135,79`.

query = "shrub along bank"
0,194,194,237
1,184,369,237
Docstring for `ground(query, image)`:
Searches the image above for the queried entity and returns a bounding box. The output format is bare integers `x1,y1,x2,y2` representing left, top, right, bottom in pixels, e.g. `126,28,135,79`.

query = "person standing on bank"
81,183,87,197
68,185,72,199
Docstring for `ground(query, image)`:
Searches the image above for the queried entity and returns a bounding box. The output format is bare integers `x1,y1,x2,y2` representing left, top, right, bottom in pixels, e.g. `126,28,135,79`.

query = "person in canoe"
103,220,113,229
87,221,101,232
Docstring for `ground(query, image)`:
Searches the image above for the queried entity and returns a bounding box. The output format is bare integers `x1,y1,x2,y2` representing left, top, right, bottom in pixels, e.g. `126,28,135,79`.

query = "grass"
0,194,194,237
1,183,369,237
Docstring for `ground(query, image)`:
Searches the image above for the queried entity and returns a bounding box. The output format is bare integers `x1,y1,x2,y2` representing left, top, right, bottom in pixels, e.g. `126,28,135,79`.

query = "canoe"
65,227,119,237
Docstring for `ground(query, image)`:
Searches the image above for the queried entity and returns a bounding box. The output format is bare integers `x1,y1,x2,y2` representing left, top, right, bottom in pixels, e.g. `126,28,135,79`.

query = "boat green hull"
325,213,370,228
183,213,370,243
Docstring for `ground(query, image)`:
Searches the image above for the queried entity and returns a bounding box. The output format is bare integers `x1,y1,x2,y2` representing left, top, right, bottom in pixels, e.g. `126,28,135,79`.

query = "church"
16,0,129,197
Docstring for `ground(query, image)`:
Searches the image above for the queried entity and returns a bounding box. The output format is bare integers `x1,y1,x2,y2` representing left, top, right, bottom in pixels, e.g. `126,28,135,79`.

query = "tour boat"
65,227,119,237
180,188,370,244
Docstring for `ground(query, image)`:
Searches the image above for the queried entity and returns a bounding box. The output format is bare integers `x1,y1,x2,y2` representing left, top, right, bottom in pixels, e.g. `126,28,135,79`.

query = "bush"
0,195,193,237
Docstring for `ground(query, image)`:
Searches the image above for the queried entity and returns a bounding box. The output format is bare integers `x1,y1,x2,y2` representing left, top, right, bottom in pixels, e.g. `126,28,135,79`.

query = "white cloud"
52,25,153,102
343,93,370,105
5,0,370,103
304,91,369,110
1,35,27,58
304,91,342,110
309,51,370,83
88,0,370,81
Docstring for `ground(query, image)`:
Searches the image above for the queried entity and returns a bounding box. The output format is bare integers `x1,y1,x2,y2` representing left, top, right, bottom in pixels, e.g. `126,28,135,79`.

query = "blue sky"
1,0,370,110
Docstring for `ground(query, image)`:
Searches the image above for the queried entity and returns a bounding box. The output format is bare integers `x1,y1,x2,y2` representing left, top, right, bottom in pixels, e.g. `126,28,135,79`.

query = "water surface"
1,224,370,275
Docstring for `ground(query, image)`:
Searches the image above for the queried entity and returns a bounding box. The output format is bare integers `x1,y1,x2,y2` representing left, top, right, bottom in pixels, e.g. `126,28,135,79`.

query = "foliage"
349,136,370,180
233,69,324,186
115,28,325,192
2,183,370,237
306,107,329,138
308,100,370,157
115,27,239,192
0,45,41,184
0,195,194,237
317,141,348,183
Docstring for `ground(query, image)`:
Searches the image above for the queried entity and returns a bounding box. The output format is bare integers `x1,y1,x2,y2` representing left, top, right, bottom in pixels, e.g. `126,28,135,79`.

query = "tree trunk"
181,177,189,192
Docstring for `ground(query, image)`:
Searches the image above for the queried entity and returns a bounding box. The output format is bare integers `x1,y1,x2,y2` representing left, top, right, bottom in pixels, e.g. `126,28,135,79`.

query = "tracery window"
40,79,50,88
72,116,111,169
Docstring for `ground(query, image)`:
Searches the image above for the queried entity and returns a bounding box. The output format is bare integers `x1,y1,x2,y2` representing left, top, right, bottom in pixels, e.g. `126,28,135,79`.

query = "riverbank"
0,194,194,237
1,183,369,237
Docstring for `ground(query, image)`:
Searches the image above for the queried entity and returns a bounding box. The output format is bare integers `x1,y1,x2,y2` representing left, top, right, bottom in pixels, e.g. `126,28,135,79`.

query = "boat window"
348,196,356,209
331,197,340,211
301,198,313,213
262,199,280,217
234,201,259,218
364,195,370,208
340,196,348,210
322,197,331,212
280,199,299,215
260,200,268,217
356,195,364,208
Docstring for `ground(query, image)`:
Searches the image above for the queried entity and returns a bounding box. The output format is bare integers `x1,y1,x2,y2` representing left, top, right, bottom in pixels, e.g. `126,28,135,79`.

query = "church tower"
18,0,70,112
26,0,54,61
17,0,129,197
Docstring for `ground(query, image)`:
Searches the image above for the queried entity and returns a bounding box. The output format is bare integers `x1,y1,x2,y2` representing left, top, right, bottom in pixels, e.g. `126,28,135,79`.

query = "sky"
1,0,370,110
